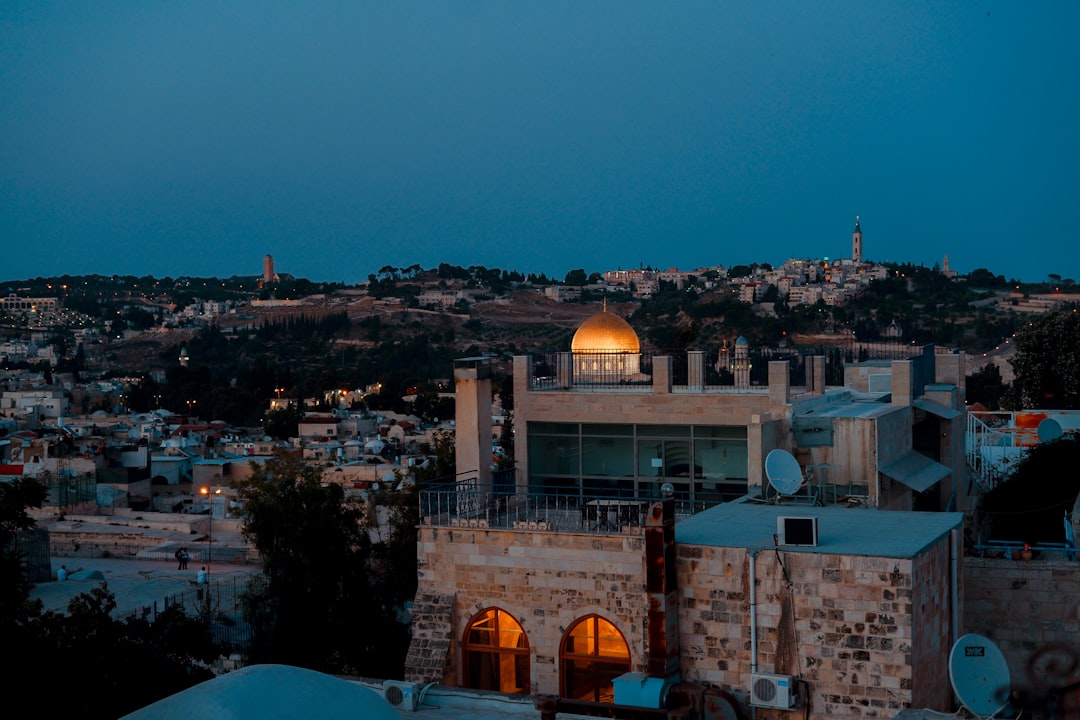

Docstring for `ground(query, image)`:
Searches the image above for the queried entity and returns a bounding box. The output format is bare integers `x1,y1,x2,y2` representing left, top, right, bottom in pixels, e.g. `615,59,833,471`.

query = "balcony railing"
527,344,924,393
419,480,718,535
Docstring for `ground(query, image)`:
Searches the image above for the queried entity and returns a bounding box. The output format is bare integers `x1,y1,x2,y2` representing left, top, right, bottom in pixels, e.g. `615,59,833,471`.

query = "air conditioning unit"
382,680,420,711
776,516,818,547
750,672,798,709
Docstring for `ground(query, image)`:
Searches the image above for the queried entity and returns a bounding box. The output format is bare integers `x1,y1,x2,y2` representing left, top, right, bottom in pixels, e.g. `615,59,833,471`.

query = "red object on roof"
0,464,25,476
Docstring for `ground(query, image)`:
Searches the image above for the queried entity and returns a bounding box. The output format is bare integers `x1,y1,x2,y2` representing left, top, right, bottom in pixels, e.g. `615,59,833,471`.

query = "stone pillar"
454,357,492,489
768,360,790,406
812,354,826,394
653,356,672,394
891,360,913,407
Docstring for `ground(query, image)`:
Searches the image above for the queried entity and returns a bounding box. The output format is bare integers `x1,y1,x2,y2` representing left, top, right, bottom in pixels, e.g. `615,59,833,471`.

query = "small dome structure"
571,302,640,353
570,301,645,382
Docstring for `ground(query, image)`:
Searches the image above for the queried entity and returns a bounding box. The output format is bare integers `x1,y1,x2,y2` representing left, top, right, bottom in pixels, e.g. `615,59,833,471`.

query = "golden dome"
571,305,640,353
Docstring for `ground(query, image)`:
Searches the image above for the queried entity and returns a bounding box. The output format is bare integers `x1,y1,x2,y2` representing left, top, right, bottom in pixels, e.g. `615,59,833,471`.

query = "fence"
420,481,716,534
116,574,256,653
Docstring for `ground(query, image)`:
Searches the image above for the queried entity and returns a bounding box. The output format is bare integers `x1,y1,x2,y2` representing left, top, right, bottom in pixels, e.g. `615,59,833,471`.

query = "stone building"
407,305,971,719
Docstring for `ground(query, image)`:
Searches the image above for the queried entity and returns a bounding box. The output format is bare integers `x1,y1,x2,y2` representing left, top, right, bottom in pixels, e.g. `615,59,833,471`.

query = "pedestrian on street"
180,548,190,570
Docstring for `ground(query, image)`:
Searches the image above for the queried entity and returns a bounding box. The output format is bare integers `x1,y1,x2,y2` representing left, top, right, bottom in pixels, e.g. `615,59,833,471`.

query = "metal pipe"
950,528,959,645
749,550,758,674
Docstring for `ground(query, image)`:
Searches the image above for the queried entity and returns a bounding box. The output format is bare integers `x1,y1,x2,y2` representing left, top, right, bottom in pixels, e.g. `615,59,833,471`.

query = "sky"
2,1,1078,285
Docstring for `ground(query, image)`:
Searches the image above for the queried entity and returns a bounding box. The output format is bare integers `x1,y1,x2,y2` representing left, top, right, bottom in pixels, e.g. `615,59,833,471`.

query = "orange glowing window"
462,608,530,694
560,615,631,703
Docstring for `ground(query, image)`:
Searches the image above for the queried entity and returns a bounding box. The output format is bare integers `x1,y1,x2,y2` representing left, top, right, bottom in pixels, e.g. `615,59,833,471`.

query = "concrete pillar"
687,351,705,390
768,360,790,406
891,359,913,407
812,355,826,394
653,356,672,394
454,357,492,489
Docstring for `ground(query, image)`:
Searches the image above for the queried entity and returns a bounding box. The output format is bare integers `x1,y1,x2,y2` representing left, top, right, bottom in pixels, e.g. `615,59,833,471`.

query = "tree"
1007,305,1080,409
2,478,217,720
564,268,589,286
966,363,1008,409
237,453,409,675
0,477,48,626
979,435,1080,545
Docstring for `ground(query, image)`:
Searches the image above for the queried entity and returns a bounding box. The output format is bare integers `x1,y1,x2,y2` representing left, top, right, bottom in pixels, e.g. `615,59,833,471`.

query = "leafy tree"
979,435,1080,545
564,268,589,286
966,363,1008,410
2,478,216,720
237,453,409,676
1007,305,1080,409
0,477,48,626
263,406,302,440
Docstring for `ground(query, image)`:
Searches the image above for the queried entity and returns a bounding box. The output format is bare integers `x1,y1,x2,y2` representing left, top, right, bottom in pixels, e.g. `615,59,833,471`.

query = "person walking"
175,548,183,570
180,548,190,570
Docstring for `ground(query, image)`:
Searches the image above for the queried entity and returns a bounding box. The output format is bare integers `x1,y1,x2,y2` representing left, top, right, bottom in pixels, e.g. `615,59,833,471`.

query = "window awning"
913,398,962,420
879,451,952,493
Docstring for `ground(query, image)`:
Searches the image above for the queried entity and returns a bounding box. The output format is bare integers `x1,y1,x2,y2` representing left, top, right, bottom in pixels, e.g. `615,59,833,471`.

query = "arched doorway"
560,615,631,702
461,607,530,694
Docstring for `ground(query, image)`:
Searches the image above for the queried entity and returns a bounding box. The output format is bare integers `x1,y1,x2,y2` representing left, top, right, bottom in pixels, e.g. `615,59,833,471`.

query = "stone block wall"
963,557,1080,686
416,526,648,695
676,539,954,720
416,524,957,718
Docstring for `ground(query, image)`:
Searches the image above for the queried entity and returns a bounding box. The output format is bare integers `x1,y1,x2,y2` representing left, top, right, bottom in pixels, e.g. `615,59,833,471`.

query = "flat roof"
676,502,962,558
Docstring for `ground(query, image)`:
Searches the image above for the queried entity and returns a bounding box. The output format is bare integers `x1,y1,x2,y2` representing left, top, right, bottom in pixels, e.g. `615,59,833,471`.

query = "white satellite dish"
765,449,804,496
949,633,1012,717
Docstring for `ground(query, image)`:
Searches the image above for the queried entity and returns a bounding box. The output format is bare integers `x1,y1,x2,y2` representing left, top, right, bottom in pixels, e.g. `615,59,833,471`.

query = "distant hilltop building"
943,254,958,280
852,216,862,263
262,255,279,285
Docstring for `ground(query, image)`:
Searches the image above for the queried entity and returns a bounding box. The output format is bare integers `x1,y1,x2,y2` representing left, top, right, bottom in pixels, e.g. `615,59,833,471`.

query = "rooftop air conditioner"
776,516,818,547
382,680,420,711
750,672,797,709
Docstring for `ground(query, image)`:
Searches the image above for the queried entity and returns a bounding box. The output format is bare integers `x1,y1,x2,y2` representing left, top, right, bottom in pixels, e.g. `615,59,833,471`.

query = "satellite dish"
949,633,1012,717
1038,418,1063,443
765,449,804,496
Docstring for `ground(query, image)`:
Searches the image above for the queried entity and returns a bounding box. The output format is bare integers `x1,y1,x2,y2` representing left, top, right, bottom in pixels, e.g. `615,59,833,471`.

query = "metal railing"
419,483,718,534
528,343,926,392
115,574,256,652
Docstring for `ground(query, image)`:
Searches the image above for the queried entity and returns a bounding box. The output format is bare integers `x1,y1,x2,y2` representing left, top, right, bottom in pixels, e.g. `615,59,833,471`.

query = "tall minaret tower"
263,255,275,284
852,216,863,263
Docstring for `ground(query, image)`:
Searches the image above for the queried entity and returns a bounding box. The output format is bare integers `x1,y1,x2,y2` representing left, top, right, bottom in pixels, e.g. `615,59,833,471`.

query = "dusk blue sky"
3,2,1078,284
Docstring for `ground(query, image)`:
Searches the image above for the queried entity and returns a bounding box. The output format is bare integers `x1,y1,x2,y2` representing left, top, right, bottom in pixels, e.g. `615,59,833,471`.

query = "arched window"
560,615,631,702
462,608,530,694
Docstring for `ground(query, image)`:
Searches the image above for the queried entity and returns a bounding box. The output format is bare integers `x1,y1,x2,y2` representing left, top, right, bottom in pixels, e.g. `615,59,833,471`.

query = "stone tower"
852,216,862,263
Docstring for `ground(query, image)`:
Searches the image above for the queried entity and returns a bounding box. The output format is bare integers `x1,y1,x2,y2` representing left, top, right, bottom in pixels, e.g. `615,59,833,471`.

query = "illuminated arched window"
462,608,530,694
560,615,631,703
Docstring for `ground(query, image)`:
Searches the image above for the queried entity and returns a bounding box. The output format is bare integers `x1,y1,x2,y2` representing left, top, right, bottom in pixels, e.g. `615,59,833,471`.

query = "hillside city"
3,236,1080,720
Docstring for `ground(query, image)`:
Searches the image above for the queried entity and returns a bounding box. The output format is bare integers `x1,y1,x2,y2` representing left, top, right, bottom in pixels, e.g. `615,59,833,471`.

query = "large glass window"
462,608,530,694
560,615,631,702
528,422,748,504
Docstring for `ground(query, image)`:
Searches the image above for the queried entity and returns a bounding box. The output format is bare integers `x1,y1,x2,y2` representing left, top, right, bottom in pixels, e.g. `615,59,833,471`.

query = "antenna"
765,449,804,497
949,633,1012,717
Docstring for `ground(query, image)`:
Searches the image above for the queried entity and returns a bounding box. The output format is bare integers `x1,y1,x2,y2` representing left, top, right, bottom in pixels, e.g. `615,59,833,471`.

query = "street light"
199,486,223,574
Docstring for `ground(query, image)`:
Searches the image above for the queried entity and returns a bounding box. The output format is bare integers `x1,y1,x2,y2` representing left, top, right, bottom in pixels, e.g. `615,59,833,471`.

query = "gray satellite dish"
949,633,1011,717
765,449,804,496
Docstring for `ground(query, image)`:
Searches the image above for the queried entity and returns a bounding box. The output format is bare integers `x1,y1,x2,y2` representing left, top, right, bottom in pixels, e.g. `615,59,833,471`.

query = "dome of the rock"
571,307,640,353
